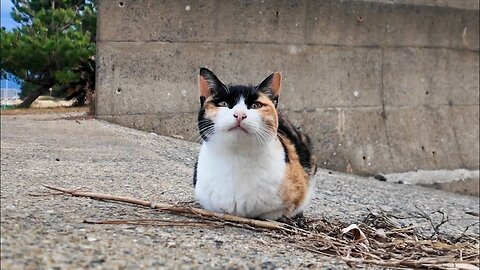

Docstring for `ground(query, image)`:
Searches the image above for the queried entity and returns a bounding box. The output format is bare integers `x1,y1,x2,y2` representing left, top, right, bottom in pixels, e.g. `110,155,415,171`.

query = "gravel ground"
1,113,479,269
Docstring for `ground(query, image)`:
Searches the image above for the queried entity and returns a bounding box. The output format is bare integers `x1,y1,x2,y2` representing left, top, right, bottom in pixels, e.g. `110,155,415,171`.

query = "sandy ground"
1,96,74,108
1,112,479,269
0,106,88,115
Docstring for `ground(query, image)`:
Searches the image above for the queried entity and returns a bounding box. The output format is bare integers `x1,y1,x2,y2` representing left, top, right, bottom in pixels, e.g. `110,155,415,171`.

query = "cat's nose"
233,113,247,122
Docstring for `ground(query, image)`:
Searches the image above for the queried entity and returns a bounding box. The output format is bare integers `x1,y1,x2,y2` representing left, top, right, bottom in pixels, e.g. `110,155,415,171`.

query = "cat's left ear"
257,72,282,106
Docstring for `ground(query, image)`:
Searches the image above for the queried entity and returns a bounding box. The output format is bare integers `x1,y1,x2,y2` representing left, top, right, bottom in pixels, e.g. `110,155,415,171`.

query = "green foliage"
0,0,96,104
18,81,37,99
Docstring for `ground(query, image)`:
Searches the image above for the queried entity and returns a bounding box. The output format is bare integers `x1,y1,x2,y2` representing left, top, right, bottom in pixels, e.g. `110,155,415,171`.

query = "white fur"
195,99,289,220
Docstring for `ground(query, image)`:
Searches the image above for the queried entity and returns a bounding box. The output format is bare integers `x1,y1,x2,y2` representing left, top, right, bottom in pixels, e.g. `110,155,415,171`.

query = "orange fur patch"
256,93,278,133
203,97,219,119
198,75,212,98
278,134,310,215
270,72,282,97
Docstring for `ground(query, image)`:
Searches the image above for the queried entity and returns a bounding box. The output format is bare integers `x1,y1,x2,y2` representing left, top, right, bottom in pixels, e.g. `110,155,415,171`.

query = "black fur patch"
193,160,198,187
197,108,214,141
278,136,290,163
277,113,315,173
212,85,260,109
197,84,268,141
199,96,206,107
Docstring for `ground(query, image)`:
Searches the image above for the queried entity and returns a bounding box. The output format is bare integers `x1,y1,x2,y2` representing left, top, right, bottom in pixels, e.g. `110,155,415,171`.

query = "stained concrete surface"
383,169,479,196
1,113,479,269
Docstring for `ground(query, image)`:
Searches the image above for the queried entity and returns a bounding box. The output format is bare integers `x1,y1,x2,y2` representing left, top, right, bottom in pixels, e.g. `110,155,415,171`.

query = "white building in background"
1,88,20,99
1,88,21,106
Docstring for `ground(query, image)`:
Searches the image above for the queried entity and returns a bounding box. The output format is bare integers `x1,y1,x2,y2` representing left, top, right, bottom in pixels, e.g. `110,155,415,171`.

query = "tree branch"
43,185,285,231
23,77,52,87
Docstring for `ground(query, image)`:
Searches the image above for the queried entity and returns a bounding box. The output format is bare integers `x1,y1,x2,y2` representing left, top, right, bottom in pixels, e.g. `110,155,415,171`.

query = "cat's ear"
198,68,223,98
257,72,282,98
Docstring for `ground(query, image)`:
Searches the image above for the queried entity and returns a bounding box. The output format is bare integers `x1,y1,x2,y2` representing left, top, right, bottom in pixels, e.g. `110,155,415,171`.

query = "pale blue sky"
1,0,21,89
1,0,17,30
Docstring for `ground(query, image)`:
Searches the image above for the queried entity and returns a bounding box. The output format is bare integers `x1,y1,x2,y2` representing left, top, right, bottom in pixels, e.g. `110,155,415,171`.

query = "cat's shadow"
181,201,313,231
277,213,311,231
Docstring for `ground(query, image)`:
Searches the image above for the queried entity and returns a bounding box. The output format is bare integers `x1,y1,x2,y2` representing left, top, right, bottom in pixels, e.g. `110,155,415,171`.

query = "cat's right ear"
198,68,223,100
257,72,282,107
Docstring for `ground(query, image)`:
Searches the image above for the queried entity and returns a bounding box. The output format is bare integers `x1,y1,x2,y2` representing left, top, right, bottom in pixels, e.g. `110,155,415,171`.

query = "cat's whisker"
276,128,288,139
198,126,214,133
197,122,212,128
197,128,215,141
190,133,206,143
251,125,275,145
197,122,214,129
251,131,263,145
194,119,216,142
197,119,213,124
198,129,214,136
240,123,264,144
253,130,270,145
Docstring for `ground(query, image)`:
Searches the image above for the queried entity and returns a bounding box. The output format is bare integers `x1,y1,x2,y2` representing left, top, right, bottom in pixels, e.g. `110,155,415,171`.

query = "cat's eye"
250,102,263,109
217,101,228,107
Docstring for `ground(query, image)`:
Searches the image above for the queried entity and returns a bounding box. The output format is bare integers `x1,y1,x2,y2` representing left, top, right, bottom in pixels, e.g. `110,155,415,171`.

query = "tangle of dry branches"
42,185,480,269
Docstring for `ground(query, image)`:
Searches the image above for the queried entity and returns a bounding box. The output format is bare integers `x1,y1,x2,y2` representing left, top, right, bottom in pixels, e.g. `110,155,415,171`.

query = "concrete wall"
96,0,479,175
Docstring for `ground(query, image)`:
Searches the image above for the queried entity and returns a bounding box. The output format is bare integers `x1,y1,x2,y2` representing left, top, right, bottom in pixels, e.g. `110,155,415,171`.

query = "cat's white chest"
195,140,287,219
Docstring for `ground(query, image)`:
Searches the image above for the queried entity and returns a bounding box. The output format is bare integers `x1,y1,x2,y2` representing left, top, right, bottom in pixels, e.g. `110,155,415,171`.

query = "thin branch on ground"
414,205,450,238
28,191,65,196
454,221,480,243
29,186,88,197
43,185,285,231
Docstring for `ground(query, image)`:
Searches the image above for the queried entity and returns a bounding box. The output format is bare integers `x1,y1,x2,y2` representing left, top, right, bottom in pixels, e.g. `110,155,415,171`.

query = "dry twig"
43,185,285,231
414,205,450,238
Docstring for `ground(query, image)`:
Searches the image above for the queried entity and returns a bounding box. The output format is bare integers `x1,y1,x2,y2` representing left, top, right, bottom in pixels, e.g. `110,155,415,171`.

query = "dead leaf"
342,224,370,247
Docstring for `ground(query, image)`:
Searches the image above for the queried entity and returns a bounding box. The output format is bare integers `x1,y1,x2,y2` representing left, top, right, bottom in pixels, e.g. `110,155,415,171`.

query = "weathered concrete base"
96,0,479,175
100,112,199,142
97,104,479,175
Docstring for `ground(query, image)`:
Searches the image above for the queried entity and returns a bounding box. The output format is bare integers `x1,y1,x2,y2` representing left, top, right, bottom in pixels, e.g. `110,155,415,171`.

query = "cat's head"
197,68,282,145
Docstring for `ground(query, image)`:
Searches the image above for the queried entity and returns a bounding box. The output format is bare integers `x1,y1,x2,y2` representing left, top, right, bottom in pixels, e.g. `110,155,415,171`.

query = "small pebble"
86,235,98,242
373,174,387,181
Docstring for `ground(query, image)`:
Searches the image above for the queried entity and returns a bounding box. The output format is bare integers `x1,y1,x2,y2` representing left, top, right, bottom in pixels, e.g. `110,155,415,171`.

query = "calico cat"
193,68,317,220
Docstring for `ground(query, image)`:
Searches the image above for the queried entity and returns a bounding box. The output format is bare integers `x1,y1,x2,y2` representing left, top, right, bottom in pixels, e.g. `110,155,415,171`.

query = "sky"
1,0,16,30
1,0,21,89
